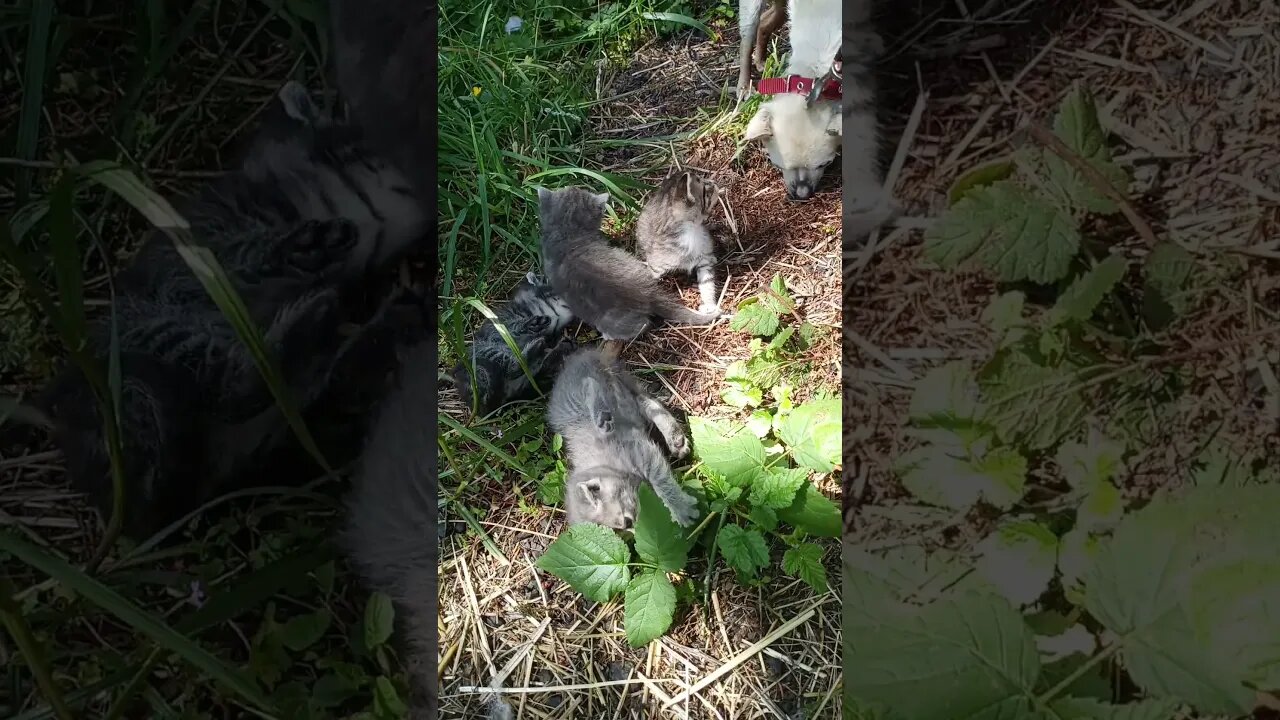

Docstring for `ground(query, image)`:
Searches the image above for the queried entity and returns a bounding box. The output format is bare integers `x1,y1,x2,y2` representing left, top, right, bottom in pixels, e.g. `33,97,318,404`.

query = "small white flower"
505,15,523,34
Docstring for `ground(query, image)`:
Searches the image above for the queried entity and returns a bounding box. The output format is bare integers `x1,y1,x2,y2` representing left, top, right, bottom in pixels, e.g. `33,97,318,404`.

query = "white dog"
741,0,885,210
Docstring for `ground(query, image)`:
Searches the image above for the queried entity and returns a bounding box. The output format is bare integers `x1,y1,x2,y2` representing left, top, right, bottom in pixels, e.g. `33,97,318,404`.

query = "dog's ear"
744,105,773,141
826,111,841,137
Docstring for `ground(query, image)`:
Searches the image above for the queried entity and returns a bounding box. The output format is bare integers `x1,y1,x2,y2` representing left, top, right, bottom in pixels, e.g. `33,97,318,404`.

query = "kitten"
41,82,428,539
547,347,699,528
538,187,720,341
343,340,437,720
636,170,723,314
452,271,577,418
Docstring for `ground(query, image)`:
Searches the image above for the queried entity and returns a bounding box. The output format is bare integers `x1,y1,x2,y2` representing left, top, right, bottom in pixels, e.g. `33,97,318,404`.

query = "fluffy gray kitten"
41,81,428,540
547,347,699,529
452,271,576,418
343,341,437,720
538,187,720,341
636,170,723,314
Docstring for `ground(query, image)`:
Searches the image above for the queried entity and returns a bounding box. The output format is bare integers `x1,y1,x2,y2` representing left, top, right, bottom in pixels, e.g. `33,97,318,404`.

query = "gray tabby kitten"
547,347,700,528
636,170,723,314
343,340,437,720
41,81,427,540
538,187,720,341
452,271,577,418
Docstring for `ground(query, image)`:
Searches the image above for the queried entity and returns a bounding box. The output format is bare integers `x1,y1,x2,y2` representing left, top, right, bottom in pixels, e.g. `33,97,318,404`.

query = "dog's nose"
788,183,813,201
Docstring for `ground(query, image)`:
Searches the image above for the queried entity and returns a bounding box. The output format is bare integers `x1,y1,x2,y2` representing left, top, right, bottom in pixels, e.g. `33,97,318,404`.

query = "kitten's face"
744,94,841,202
566,469,637,530
536,187,610,231
655,172,719,223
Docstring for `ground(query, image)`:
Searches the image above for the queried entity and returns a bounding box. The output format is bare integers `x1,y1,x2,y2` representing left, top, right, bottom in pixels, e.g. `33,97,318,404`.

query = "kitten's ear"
744,105,773,141
579,479,603,508
277,81,319,125
592,192,611,207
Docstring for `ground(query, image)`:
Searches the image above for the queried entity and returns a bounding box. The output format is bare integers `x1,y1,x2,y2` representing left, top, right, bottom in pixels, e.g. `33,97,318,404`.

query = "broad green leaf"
1076,480,1124,532
749,466,809,510
974,520,1058,606
979,350,1086,450
689,416,767,486
1049,698,1181,720
948,158,1016,206
633,484,689,572
843,545,971,605
1044,87,1128,214
280,610,331,652
776,481,841,538
982,291,1027,348
783,543,828,593
1143,241,1195,328
749,504,778,530
1057,528,1097,605
1055,431,1126,490
844,567,1041,718
717,525,769,578
1083,485,1280,713
910,361,982,424
1048,255,1128,326
730,297,780,335
764,273,795,313
373,676,407,717
924,180,1080,284
624,570,677,647
363,592,395,649
745,409,773,437
777,397,841,473
721,361,762,409
896,444,1026,512
537,523,631,602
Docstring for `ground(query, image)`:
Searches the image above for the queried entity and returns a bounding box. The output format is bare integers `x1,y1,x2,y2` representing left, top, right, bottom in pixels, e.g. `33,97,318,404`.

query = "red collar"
756,74,842,101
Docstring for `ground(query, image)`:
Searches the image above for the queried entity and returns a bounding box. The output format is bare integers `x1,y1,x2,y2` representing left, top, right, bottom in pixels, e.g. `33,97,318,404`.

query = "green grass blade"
640,12,715,38
438,413,527,475
46,176,85,346
460,296,542,396
0,534,276,714
14,0,54,203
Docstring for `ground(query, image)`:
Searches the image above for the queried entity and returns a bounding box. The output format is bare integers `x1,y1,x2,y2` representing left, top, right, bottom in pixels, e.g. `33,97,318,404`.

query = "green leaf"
948,158,1016,205
909,361,982,423
982,291,1028,348
974,520,1059,606
777,397,841,473
536,523,631,602
720,383,762,409
363,592,395,649
717,525,769,578
924,180,1081,284
776,482,841,538
633,484,689,573
730,297,780,336
1055,431,1126,490
783,543,828,593
689,416,767,486
1076,480,1124,532
1045,87,1128,214
280,610,331,652
896,444,1026,511
1049,698,1181,720
1083,485,1280,713
1057,528,1098,605
749,504,779,531
749,466,809,510
1143,241,1195,327
1048,255,1128,326
745,409,774,437
373,676,407,717
844,567,1042,717
624,571,677,647
979,350,1086,450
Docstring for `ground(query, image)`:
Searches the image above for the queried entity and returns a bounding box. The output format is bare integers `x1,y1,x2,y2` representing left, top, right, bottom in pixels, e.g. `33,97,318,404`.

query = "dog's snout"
787,183,814,201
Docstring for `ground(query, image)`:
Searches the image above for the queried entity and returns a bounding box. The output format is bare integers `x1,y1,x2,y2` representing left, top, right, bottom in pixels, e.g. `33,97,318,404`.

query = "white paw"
698,303,721,316
665,428,690,459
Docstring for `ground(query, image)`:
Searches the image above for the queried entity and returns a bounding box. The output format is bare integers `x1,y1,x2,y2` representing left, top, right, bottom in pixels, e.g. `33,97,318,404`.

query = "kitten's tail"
652,295,719,326
343,341,438,718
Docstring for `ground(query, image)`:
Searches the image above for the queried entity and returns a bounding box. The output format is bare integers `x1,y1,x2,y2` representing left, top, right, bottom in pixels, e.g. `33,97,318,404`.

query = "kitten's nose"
622,514,635,530
787,183,813,201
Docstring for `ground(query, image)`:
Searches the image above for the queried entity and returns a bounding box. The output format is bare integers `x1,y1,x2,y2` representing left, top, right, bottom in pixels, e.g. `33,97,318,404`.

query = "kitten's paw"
287,219,359,274
665,428,690,460
698,302,721,315
665,490,700,527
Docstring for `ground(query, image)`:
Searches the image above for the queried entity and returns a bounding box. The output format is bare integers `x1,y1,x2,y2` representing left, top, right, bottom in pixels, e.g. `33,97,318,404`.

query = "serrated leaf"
624,571,677,647
777,397,841,472
633,484,690,572
896,444,1026,512
1048,255,1128,326
783,543,828,593
745,409,773,437
749,466,809,510
720,383,762,408
1143,242,1195,328
1055,431,1126,490
1045,87,1128,215
845,567,1042,718
949,158,1016,205
730,297,780,335
765,273,794,313
910,361,983,423
717,525,769,578
979,350,1086,450
924,180,1080,284
975,520,1059,606
776,481,841,538
1049,698,1181,720
536,523,631,602
983,291,1028,348
689,416,767,486
1076,480,1124,532
749,504,778,530
280,610,331,652
1083,485,1280,713
363,593,395,649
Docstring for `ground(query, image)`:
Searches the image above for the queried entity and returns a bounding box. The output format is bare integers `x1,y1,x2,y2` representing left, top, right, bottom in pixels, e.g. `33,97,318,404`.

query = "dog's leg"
753,0,787,72
736,0,764,100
